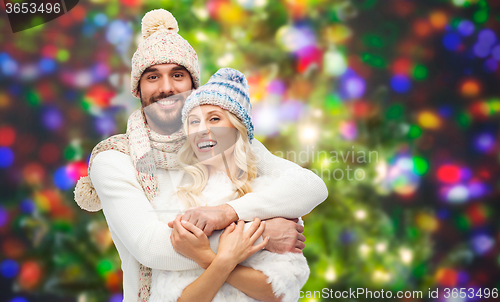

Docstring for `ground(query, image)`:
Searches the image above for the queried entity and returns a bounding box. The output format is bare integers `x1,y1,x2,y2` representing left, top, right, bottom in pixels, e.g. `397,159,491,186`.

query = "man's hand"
168,204,238,236
262,218,305,254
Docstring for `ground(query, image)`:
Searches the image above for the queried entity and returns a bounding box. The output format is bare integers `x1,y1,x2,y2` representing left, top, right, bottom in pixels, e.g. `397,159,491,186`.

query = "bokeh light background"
1,0,500,301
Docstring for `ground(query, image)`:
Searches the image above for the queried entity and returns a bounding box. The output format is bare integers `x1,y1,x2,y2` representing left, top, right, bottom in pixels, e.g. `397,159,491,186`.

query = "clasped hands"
167,204,306,254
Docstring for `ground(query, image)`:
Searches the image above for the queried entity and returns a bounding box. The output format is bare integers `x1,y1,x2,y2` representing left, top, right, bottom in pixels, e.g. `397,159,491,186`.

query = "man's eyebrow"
171,66,188,72
143,67,158,74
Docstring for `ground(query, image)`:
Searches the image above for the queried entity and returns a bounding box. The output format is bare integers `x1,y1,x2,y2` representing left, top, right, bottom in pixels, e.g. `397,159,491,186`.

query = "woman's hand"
170,215,216,269
216,218,269,266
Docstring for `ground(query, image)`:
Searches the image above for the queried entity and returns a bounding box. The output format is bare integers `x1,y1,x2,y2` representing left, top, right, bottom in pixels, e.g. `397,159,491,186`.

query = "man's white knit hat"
130,9,201,98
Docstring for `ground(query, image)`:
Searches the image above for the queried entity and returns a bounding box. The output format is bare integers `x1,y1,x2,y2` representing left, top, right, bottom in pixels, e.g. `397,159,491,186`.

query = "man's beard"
142,92,183,133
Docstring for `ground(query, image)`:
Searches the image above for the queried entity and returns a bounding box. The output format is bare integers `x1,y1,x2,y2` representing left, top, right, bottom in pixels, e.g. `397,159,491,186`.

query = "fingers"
245,217,262,235
252,235,269,252
167,220,174,228
173,215,190,236
203,224,215,237
249,220,266,243
222,222,236,235
181,220,205,238
297,233,306,243
295,239,305,251
295,223,304,234
236,220,245,232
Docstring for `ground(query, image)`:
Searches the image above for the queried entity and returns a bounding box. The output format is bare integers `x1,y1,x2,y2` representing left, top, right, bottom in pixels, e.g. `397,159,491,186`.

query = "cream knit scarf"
74,107,186,212
127,108,185,173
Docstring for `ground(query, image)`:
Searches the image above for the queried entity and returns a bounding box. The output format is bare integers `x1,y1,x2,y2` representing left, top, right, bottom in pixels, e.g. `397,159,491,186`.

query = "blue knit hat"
182,68,254,141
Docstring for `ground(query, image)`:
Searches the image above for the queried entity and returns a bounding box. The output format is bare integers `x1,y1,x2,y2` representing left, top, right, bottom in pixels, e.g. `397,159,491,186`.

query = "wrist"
213,253,238,272
198,250,216,269
221,204,238,225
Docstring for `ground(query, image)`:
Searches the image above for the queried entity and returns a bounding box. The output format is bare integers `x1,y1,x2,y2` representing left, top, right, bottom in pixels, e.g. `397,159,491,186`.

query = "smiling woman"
146,68,311,302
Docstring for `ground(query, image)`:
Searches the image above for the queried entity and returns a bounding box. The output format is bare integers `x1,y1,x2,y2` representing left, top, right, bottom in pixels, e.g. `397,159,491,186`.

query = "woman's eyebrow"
205,110,222,115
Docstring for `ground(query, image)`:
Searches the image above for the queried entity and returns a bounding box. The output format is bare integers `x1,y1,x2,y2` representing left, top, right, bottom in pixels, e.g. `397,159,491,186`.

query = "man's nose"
159,78,174,94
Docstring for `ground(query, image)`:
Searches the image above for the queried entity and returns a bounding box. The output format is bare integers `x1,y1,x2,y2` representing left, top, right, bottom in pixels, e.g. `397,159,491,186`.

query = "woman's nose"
198,119,210,134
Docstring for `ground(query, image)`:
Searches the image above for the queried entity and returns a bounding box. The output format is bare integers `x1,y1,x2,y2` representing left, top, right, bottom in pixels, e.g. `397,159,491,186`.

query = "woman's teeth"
198,141,217,149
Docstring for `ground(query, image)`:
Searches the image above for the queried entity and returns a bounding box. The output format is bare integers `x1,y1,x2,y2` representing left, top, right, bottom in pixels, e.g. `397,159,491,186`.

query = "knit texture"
130,9,200,98
181,68,254,141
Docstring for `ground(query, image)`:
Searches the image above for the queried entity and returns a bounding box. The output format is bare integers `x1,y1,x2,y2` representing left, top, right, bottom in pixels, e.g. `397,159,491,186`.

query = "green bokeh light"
407,125,423,139
413,65,428,80
413,157,429,175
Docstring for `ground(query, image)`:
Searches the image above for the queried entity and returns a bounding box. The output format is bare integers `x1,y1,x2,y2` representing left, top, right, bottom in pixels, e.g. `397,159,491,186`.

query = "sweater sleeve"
90,150,200,271
226,139,328,221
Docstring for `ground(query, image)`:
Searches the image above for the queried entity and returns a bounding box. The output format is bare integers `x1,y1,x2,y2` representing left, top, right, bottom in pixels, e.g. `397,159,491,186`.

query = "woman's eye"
189,120,200,125
210,117,220,122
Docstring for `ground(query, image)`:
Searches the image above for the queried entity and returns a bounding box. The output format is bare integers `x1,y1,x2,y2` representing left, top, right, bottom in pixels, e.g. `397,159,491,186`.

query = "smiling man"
74,9,328,301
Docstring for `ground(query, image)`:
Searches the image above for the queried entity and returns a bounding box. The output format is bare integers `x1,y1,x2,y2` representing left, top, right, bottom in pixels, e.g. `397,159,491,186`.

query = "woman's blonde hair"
176,108,257,209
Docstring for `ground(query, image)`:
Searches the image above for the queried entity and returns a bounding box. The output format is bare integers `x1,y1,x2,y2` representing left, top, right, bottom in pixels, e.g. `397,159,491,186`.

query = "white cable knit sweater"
149,172,309,302
90,139,327,302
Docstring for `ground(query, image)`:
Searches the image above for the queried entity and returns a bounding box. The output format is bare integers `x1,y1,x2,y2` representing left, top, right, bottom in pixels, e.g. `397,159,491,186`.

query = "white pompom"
141,9,179,39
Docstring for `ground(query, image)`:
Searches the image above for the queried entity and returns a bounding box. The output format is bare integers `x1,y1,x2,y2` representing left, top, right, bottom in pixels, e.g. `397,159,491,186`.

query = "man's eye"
148,75,158,80
173,73,184,78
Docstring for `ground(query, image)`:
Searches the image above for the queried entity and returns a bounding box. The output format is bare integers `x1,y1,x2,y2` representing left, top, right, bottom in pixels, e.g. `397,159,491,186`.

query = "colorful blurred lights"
447,185,469,203
492,45,500,61
457,20,474,36
299,125,319,144
473,42,491,58
437,164,461,183
0,126,16,146
391,75,411,93
0,206,7,228
1,259,19,278
324,266,336,282
399,248,413,264
324,51,347,76
53,166,77,190
417,111,441,129
341,74,365,99
42,106,64,130
474,133,495,153
0,53,19,76
478,29,496,46
0,147,14,168
471,234,494,255
443,32,461,51
339,120,357,140
461,79,480,97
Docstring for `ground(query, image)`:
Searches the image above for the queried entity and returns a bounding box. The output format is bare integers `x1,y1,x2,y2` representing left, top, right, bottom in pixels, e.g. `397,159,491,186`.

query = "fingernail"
181,220,187,225
262,221,266,224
